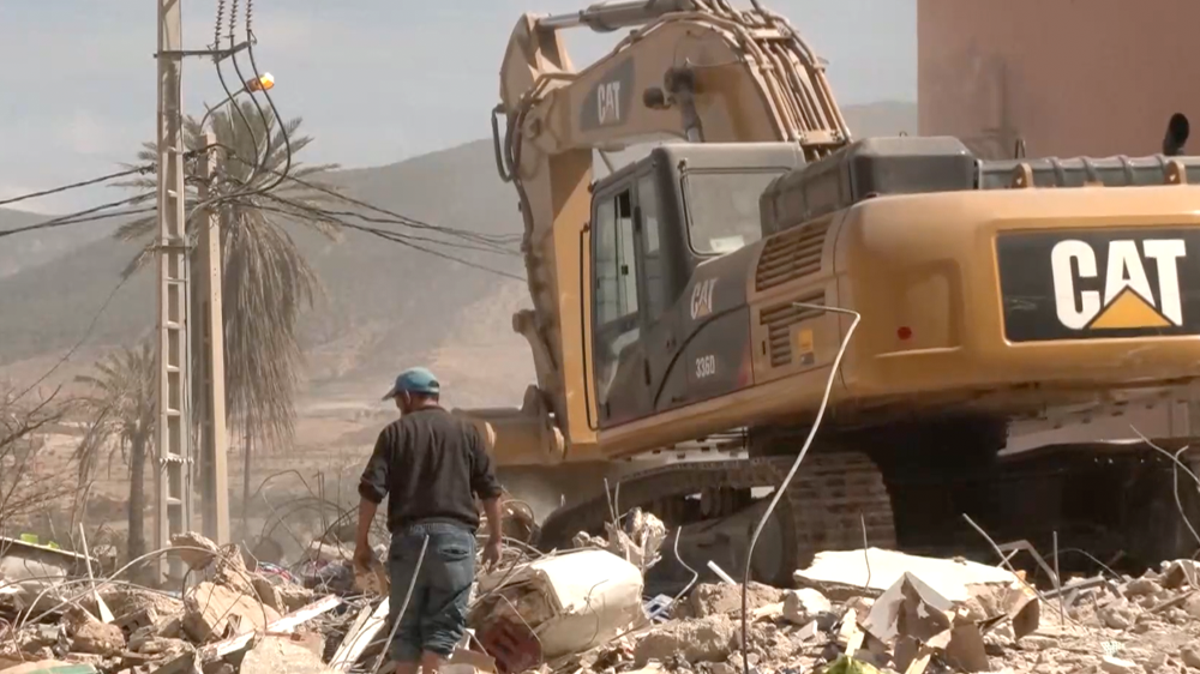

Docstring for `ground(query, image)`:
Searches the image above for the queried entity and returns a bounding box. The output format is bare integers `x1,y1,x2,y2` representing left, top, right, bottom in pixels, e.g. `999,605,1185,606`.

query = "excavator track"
535,452,895,586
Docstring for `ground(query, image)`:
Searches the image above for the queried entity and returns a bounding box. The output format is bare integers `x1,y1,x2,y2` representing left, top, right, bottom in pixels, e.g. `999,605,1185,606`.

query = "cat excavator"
458,0,1200,584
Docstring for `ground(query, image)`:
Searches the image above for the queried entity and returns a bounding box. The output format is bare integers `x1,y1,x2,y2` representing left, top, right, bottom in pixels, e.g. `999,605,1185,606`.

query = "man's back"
358,407,500,533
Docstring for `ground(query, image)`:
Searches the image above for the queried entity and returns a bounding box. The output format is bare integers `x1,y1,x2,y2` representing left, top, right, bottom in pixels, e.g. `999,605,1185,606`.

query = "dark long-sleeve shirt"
357,407,503,533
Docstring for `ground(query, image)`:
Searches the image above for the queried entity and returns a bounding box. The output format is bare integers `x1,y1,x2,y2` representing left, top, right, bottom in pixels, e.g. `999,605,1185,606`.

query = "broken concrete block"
183,581,282,642
1124,577,1162,597
276,583,317,613
1181,646,1200,669
66,609,125,655
171,532,220,571
1098,601,1137,630
782,588,832,625
685,582,783,618
250,575,284,612
633,614,736,665
239,635,332,674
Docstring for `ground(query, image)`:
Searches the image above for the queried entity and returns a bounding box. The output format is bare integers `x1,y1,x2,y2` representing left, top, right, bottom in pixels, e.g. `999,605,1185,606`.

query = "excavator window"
636,174,665,321
683,169,786,255
593,188,641,408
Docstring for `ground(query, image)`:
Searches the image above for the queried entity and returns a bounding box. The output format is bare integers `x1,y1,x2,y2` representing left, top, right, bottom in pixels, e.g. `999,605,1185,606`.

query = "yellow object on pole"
247,72,275,91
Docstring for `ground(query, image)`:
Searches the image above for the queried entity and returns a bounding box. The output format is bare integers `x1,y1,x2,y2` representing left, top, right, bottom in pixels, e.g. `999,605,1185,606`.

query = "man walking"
354,367,504,674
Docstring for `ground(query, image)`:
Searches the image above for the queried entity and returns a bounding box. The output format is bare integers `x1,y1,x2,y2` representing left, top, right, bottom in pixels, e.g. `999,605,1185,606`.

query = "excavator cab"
588,143,805,428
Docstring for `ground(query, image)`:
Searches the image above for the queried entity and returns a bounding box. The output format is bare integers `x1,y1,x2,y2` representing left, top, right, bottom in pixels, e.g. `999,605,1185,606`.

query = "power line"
0,165,154,209
218,147,520,248
251,199,526,282
262,194,520,257
0,195,155,240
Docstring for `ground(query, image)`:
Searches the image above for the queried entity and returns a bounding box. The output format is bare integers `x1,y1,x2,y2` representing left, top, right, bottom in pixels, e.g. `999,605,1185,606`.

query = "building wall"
918,0,1200,159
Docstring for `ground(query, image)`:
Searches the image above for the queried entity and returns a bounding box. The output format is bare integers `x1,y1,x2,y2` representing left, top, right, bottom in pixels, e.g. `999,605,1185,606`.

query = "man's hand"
482,536,502,570
353,544,375,573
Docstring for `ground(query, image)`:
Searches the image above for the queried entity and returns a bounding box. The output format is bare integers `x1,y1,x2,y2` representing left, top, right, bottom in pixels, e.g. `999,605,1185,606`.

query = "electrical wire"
243,28,293,199
227,13,274,188
0,196,155,240
209,141,521,250
0,165,153,208
738,303,862,674
251,199,526,281
212,0,265,188
261,192,519,257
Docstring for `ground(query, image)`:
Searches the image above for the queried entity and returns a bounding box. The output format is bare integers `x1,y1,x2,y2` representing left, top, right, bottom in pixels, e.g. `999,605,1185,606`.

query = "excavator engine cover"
760,136,977,236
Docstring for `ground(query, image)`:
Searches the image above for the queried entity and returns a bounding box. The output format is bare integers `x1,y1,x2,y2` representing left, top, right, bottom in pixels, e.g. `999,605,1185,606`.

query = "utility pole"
155,0,193,584
196,129,231,545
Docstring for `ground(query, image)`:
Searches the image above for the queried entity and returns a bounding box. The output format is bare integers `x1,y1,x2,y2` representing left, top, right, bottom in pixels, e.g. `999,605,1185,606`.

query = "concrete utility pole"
196,129,231,545
155,0,193,583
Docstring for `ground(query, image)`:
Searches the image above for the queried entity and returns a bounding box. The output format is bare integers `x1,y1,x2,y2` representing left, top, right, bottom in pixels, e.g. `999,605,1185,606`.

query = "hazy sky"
0,0,914,212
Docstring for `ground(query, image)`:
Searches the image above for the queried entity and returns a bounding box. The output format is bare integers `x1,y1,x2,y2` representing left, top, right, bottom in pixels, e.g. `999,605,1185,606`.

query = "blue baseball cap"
382,367,441,400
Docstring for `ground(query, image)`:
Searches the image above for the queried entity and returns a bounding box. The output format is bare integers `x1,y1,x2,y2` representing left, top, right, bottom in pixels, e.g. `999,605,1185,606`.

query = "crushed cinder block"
65,607,125,656
182,580,282,642
240,635,332,674
170,532,219,572
782,588,832,625
683,582,783,618
633,614,736,665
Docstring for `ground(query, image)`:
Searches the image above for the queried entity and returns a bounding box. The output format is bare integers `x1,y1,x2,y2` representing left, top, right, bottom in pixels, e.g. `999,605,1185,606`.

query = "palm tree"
114,100,341,527
75,342,157,567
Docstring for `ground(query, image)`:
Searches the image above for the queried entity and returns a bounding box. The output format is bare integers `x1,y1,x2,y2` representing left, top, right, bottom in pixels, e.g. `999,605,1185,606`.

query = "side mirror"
1163,113,1190,156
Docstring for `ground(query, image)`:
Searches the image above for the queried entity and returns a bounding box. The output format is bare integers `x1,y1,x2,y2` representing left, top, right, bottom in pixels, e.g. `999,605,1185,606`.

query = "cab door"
591,182,655,428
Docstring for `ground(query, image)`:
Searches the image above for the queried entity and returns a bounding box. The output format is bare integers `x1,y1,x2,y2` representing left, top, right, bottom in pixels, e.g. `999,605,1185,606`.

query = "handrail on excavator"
535,0,698,32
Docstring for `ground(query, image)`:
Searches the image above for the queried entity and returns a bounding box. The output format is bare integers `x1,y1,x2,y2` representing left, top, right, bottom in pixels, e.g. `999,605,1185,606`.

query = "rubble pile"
0,532,340,674
6,521,1200,674
536,549,1200,674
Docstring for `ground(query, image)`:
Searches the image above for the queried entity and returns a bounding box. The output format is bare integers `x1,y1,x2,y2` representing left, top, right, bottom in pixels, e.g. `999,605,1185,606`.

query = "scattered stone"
277,583,317,613
1181,646,1200,669
182,581,282,642
1182,593,1200,620
171,532,220,571
240,635,332,674
66,609,124,656
634,614,737,665
684,582,783,618
1125,577,1162,597
1098,601,1137,630
783,588,832,625
251,575,285,612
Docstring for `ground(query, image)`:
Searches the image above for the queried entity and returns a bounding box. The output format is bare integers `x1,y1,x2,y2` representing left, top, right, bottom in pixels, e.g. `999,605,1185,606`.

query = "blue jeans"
388,522,476,662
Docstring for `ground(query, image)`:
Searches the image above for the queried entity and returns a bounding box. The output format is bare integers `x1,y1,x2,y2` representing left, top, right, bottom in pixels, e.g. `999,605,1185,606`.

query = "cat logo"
690,278,716,320
1050,238,1186,330
597,81,622,125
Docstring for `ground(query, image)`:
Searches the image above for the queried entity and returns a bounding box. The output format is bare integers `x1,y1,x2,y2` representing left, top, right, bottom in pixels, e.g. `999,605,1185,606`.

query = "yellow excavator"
458,0,1200,584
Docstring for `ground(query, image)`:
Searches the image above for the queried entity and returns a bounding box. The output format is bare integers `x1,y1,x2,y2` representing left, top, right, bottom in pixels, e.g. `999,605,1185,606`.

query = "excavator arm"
491,0,848,459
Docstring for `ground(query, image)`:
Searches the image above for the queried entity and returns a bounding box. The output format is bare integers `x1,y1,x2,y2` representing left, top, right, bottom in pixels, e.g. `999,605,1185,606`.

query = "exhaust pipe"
1163,112,1190,156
